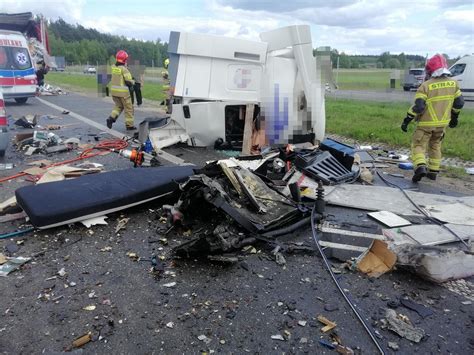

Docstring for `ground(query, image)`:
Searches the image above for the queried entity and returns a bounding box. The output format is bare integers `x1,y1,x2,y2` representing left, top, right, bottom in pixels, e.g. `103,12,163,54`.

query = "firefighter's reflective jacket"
407,77,463,127
110,64,134,97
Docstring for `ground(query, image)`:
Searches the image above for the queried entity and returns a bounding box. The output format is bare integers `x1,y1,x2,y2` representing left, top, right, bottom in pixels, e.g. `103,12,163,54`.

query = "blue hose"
0,227,35,240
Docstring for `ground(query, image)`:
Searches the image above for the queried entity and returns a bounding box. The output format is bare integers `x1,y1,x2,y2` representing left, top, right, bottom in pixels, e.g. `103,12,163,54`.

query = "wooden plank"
322,227,385,240
241,104,254,155
317,315,337,333
219,162,243,197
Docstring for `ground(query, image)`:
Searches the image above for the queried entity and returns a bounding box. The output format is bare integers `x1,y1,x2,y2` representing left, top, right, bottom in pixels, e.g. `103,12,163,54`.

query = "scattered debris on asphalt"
14,114,37,128
115,217,130,233
1,113,472,354
399,297,434,318
72,332,92,348
356,240,396,277
0,256,31,276
383,309,425,343
318,315,337,333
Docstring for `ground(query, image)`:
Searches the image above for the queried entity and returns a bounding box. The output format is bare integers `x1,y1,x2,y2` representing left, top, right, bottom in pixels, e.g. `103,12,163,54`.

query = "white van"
449,55,474,100
0,30,37,104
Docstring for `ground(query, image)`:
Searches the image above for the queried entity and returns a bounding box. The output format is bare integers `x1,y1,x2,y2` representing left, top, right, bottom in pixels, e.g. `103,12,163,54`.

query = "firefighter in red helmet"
401,54,464,182
106,50,136,130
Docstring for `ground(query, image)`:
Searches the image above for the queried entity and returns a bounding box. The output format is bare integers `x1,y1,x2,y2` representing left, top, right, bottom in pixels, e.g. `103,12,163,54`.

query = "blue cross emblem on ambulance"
16,52,27,65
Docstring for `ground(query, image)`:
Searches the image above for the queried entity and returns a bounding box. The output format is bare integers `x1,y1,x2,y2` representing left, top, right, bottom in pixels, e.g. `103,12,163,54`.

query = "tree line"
47,19,168,67
48,18,462,70
325,50,462,69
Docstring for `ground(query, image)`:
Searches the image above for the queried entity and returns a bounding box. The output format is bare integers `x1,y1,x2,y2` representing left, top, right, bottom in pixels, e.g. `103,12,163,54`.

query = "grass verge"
46,72,167,102
325,98,474,161
335,69,402,91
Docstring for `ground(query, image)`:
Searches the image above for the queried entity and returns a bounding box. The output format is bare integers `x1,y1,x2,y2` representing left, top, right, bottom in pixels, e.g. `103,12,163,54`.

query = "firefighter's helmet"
116,50,129,64
425,54,449,77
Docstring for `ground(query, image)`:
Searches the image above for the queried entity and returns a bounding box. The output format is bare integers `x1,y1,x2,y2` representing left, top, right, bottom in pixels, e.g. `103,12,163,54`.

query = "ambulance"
0,30,37,104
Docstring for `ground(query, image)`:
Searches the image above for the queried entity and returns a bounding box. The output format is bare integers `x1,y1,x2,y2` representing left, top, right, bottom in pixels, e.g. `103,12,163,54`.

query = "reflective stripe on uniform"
111,85,129,92
454,89,462,98
419,94,454,126
417,119,450,127
407,107,416,117
426,95,455,102
428,158,441,170
415,92,427,100
412,153,426,166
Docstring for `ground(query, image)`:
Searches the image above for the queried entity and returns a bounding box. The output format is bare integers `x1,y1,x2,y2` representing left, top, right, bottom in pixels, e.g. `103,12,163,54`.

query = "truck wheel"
15,97,28,104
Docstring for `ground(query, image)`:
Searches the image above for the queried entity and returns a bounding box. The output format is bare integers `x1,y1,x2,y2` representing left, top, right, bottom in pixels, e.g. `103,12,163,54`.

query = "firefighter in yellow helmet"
401,54,464,182
106,50,136,130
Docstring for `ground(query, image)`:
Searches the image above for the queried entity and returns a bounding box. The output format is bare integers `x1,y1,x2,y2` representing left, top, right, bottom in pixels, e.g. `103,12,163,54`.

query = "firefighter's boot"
426,169,439,181
412,165,427,183
106,116,115,129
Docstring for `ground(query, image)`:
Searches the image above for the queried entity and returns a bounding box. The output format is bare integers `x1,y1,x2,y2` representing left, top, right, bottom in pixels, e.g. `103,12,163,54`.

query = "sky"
0,0,473,57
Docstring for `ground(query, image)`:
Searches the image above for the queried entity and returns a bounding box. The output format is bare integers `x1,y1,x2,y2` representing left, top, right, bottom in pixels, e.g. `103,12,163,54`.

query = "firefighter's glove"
401,116,413,132
449,116,458,128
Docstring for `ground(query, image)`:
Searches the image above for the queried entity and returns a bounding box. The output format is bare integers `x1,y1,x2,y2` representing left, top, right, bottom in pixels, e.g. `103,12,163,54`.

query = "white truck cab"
149,25,325,150
450,55,474,100
0,30,37,104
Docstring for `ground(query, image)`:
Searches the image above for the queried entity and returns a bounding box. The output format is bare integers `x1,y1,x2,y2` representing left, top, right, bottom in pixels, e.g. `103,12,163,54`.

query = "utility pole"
336,56,340,88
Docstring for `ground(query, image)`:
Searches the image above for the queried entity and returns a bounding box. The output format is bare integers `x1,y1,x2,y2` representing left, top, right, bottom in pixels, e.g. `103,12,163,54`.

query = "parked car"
402,68,425,91
0,90,8,157
449,55,473,100
83,66,96,74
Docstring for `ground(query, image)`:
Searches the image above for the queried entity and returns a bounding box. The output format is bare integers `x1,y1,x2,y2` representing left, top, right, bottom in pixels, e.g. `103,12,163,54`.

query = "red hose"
0,139,129,184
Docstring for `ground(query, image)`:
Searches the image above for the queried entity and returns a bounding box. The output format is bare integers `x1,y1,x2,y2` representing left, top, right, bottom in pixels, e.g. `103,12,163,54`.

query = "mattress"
15,165,195,229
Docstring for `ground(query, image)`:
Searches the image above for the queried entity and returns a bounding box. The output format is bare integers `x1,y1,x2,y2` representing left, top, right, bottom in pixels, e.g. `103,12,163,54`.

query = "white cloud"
0,0,85,22
0,0,471,56
217,0,354,12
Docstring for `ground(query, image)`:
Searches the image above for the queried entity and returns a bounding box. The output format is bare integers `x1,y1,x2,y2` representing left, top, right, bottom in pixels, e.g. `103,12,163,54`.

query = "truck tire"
15,97,28,104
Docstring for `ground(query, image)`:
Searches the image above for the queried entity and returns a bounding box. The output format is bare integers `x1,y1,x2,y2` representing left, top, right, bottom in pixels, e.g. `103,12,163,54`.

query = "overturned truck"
148,25,327,151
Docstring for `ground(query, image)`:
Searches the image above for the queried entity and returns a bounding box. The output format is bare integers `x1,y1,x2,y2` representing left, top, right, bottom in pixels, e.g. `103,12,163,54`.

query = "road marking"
36,97,186,165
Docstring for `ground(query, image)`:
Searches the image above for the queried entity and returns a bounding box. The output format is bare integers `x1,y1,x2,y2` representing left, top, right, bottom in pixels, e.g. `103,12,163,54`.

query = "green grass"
443,166,469,179
325,98,474,161
46,72,167,102
335,69,402,91
47,72,98,90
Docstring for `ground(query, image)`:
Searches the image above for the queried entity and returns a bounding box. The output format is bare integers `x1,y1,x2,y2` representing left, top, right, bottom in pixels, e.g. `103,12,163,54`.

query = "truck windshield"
0,46,32,70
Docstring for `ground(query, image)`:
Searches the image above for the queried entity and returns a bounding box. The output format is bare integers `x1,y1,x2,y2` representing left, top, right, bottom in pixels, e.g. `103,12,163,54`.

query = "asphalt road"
0,93,473,354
